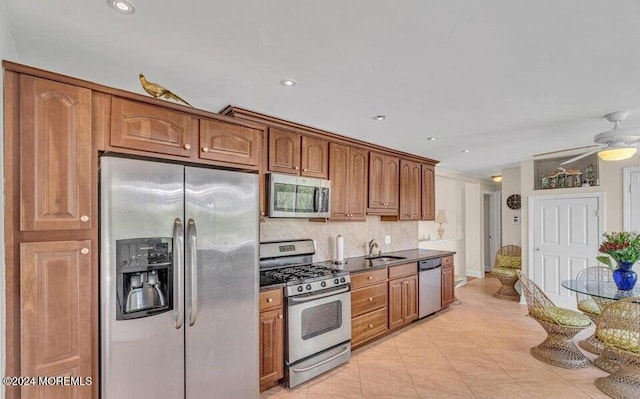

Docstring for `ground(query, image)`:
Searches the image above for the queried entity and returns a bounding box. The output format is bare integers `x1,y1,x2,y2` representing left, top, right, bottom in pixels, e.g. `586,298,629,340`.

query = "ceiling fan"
533,111,640,165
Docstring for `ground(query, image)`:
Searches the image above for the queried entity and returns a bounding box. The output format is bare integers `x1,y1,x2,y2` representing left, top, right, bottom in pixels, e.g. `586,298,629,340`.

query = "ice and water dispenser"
115,238,173,320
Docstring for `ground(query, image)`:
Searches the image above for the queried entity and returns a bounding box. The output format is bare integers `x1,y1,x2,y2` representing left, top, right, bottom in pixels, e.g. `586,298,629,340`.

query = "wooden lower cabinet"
20,240,94,399
352,308,388,347
388,274,418,330
441,256,456,307
259,289,284,392
350,269,388,348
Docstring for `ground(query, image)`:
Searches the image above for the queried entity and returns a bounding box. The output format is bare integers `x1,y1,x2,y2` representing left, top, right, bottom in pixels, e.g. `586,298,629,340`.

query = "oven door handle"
291,346,350,373
289,286,349,303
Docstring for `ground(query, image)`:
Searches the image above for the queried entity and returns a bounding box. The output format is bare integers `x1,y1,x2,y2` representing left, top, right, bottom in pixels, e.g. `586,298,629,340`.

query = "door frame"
527,192,605,303
482,191,501,272
623,166,640,231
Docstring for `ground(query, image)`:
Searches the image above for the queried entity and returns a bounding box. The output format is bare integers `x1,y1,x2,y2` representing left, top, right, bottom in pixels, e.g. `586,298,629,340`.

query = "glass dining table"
561,279,640,300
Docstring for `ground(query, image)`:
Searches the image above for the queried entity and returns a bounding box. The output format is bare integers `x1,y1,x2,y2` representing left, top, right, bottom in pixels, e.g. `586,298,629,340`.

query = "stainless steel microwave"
268,173,331,218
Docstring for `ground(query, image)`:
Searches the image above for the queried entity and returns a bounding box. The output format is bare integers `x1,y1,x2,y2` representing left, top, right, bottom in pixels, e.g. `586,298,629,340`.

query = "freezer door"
101,157,185,399
185,167,259,399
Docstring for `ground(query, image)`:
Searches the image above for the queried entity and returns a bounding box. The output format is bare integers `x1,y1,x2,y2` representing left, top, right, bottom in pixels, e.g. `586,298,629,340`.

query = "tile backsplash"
260,217,419,262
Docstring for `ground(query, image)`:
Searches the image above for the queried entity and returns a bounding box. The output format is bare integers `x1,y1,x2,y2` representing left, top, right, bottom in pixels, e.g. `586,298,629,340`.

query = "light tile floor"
261,275,611,399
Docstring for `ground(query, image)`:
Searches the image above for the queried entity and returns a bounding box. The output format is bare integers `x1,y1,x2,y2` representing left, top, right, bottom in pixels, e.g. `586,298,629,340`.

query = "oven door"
286,287,351,364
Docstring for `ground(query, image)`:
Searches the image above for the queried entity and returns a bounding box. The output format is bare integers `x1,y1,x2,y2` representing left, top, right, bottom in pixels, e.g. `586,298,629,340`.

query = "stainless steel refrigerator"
100,156,259,399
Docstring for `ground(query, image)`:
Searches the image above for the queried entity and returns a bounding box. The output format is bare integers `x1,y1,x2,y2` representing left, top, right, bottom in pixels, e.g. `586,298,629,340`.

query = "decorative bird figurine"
139,74,192,107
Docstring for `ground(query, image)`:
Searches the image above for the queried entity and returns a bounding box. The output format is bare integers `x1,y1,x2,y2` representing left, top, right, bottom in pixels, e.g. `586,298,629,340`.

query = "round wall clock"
506,194,521,210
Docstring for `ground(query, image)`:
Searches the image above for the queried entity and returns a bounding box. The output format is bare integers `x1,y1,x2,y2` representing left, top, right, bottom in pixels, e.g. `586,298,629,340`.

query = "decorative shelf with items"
534,153,599,190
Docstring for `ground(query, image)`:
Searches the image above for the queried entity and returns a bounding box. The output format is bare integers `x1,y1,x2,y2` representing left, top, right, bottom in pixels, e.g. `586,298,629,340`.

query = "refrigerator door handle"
187,218,198,326
173,218,184,329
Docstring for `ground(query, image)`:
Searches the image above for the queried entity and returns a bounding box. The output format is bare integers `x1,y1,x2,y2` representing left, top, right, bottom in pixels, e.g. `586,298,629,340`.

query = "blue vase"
613,261,638,291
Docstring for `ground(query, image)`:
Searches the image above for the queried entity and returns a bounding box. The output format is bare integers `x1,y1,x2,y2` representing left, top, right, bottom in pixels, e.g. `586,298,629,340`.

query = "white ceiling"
4,0,640,178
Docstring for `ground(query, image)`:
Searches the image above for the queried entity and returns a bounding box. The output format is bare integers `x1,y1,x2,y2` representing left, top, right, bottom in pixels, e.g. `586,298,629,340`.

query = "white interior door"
623,167,640,232
530,194,603,309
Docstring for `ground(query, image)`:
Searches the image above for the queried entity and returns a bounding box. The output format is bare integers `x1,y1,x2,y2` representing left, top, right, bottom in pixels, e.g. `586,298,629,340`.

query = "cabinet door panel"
20,76,92,231
399,159,420,220
269,128,300,174
259,309,283,388
388,279,404,330
329,143,349,220
110,98,193,157
199,119,260,167
348,147,368,220
300,136,328,178
404,275,418,322
368,152,386,209
20,240,93,398
384,157,400,210
421,164,435,220
441,265,455,307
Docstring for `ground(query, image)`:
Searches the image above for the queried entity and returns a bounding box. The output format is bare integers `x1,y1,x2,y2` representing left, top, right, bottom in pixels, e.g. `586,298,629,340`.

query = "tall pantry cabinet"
4,72,98,399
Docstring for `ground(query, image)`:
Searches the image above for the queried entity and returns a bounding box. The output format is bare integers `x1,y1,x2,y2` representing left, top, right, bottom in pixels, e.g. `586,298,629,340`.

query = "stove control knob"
306,284,312,291
321,281,327,287
340,277,346,283
297,286,303,292
334,278,339,284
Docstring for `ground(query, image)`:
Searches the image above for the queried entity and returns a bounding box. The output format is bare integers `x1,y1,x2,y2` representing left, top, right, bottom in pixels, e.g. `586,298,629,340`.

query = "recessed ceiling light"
374,115,386,121
427,137,437,141
462,149,470,153
280,79,297,87
109,0,135,14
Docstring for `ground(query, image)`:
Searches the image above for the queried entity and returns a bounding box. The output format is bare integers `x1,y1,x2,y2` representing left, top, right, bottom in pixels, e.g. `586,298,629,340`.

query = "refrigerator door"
185,167,259,399
101,157,185,399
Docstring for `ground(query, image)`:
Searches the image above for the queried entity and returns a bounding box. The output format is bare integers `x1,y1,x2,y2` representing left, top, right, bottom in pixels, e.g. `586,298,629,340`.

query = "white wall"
501,166,521,245
519,153,640,275
0,0,18,394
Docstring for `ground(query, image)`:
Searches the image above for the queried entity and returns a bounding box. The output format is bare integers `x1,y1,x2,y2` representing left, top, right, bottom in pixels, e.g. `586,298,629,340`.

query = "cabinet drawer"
259,288,283,312
351,283,387,317
388,262,417,279
351,268,387,289
351,308,388,347
442,256,454,266
111,98,193,157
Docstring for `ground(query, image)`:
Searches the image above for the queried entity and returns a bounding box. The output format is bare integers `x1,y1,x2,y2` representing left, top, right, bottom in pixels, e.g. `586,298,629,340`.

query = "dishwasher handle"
418,258,442,271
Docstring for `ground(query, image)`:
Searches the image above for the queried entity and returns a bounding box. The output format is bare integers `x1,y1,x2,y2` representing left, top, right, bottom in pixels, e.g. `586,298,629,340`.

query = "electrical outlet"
384,235,391,245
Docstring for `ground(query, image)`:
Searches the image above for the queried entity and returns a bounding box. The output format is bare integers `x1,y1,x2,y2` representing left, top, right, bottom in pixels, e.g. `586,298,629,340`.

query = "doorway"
623,166,640,231
483,192,501,273
529,193,604,308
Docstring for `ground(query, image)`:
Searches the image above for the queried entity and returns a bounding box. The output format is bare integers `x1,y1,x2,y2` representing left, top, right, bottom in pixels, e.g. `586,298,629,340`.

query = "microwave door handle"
314,187,320,212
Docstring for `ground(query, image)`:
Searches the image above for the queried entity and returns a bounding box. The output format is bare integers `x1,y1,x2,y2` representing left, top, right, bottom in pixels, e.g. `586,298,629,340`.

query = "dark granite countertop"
313,248,456,273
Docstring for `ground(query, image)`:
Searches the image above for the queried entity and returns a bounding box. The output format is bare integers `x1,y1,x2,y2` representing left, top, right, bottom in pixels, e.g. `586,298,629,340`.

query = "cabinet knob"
184,144,191,150
368,324,374,328
303,168,308,172
202,146,209,152
368,276,373,280
368,297,373,302
294,166,299,170
267,298,273,303
80,247,90,255
80,215,89,223
278,314,283,319
260,211,265,216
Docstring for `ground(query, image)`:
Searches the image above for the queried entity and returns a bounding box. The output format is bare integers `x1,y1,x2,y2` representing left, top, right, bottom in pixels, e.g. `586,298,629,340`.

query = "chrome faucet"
368,239,379,257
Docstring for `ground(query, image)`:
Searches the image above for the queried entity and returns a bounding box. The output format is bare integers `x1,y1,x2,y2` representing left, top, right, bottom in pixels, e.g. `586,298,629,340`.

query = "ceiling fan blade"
559,149,600,165
533,145,600,158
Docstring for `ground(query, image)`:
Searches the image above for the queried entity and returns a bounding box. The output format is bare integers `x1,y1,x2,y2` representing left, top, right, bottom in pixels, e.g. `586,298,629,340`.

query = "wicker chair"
491,245,522,301
594,297,640,399
575,266,613,355
591,295,623,373
518,272,592,369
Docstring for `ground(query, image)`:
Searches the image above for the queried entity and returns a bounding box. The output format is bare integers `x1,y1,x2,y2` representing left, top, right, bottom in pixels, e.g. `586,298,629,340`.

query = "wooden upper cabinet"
268,128,328,178
368,152,399,215
19,75,93,231
268,128,301,174
329,143,367,221
300,135,329,179
20,240,93,398
421,164,436,220
399,159,421,220
199,118,261,168
110,97,193,157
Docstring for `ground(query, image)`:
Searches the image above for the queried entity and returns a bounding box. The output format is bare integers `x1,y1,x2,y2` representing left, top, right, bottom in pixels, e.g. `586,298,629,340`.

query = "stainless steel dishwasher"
418,258,442,318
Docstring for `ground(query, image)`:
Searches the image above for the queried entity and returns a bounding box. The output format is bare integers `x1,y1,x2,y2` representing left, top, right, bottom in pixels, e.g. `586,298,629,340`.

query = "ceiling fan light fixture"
490,175,503,183
597,146,637,161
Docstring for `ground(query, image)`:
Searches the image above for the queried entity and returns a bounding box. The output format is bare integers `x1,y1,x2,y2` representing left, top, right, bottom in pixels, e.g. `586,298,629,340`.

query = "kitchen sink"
365,255,407,262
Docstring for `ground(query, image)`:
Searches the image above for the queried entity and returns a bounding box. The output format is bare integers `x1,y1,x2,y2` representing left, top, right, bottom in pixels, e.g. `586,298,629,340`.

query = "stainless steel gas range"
259,239,351,388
